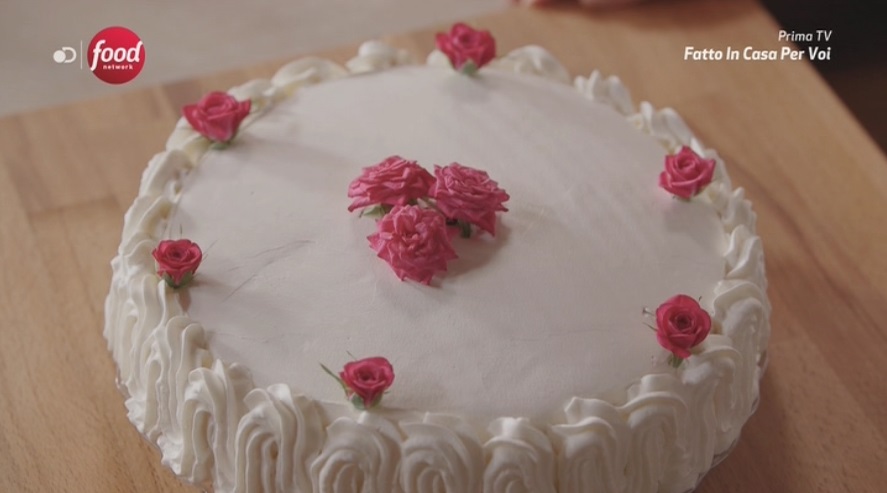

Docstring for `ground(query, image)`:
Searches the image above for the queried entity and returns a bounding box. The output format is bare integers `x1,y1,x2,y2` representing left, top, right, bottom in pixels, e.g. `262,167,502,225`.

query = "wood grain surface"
2,1,885,492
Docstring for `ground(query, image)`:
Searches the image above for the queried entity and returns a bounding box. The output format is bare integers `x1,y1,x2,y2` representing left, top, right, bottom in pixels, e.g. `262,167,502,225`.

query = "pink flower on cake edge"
429,163,510,236
659,146,715,199
183,91,251,144
321,356,395,410
655,294,712,367
341,357,395,409
435,23,497,74
152,239,202,288
368,204,458,285
348,156,436,212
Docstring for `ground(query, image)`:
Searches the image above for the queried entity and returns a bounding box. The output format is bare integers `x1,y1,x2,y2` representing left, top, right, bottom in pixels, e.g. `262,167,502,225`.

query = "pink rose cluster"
348,155,510,284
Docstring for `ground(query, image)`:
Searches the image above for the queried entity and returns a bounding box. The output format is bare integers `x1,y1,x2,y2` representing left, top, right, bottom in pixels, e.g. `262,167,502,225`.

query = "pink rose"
655,294,712,360
429,163,510,236
183,91,251,143
348,156,436,212
659,146,716,199
368,205,458,284
435,23,496,73
339,357,395,409
152,239,202,288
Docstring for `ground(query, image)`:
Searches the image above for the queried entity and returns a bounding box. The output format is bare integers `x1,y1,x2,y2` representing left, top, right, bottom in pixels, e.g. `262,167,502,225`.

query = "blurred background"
762,0,885,151
0,0,501,116
1,0,882,150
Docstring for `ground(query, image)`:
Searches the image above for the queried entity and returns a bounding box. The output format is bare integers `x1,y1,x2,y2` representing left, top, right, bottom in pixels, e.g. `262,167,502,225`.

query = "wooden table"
2,0,885,491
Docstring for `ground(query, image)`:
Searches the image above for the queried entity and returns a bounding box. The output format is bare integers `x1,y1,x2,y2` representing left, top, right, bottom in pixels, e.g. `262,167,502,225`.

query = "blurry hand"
516,0,645,7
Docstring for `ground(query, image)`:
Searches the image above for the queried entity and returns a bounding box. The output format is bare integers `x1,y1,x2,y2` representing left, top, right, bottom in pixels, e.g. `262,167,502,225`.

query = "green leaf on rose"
359,204,393,219
161,271,194,289
459,60,479,76
668,353,685,369
210,140,232,150
458,220,472,239
320,363,349,395
350,394,367,410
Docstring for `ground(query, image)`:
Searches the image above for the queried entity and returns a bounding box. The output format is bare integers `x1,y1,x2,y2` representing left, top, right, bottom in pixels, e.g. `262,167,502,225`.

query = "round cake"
105,33,770,493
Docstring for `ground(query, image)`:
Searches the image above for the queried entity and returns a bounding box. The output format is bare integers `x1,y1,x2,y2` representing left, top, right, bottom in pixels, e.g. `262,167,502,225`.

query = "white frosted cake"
105,26,769,493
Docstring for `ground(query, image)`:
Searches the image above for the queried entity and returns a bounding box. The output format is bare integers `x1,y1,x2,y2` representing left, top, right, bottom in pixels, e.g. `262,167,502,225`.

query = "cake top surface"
170,65,726,424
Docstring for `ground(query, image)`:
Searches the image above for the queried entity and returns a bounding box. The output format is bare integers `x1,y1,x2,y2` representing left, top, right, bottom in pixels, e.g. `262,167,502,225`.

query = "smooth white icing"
104,43,770,493
169,65,726,425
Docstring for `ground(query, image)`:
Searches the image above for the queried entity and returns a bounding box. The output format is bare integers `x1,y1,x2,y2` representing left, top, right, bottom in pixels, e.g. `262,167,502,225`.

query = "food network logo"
53,26,145,84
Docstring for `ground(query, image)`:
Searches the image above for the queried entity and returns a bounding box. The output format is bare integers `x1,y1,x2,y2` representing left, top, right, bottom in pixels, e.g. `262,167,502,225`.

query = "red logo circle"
87,26,145,84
